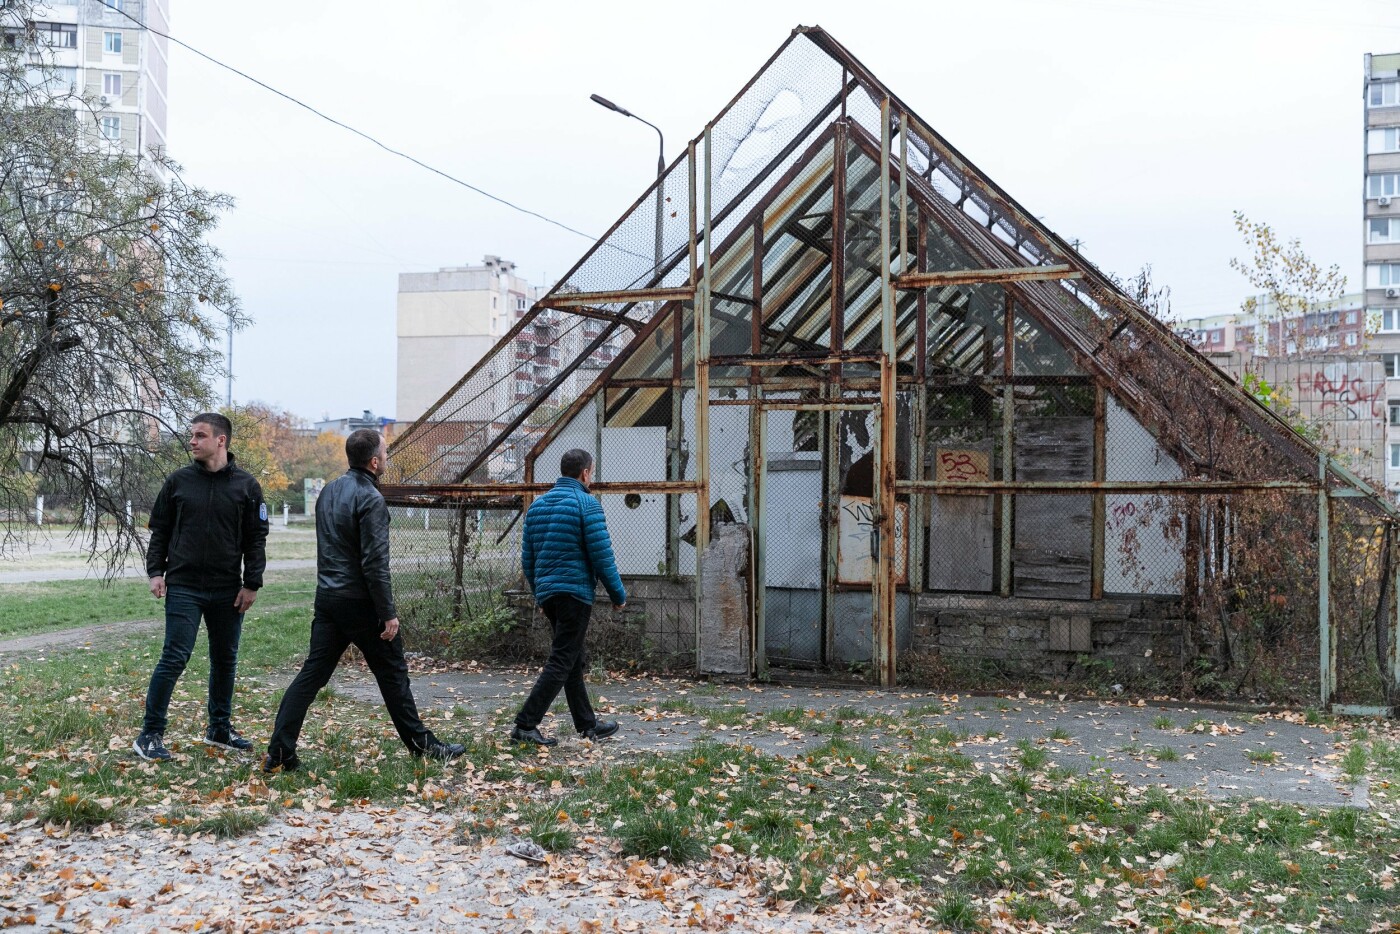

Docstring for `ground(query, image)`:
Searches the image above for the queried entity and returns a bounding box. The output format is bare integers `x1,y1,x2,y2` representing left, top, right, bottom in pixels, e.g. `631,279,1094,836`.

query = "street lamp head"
589,93,631,118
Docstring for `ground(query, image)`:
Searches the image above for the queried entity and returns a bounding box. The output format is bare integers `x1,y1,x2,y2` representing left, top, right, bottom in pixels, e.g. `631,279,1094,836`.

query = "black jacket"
315,467,396,622
145,453,269,591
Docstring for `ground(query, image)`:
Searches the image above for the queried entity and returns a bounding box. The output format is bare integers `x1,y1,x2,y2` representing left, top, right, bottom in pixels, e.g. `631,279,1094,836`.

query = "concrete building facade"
4,0,169,158
396,256,539,425
1366,52,1400,494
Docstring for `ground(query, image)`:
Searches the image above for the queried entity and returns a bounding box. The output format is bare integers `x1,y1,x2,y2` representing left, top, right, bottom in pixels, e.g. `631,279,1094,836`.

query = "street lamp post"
589,93,664,282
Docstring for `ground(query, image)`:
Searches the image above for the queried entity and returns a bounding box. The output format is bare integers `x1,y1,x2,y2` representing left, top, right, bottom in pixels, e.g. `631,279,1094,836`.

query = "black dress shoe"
581,720,619,740
510,726,558,747
261,752,300,773
416,739,466,761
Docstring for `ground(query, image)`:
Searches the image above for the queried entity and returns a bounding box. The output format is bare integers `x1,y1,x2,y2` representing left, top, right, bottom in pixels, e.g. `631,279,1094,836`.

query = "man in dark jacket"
511,448,626,746
263,429,464,771
134,413,269,762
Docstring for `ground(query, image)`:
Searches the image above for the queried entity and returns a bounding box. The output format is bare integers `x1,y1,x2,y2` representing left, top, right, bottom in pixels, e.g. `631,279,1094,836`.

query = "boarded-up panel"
927,442,994,592
600,424,667,575
836,495,909,584
1013,418,1092,598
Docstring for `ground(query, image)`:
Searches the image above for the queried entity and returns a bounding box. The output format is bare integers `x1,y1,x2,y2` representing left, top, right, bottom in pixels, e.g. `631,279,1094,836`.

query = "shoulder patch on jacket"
258,503,268,521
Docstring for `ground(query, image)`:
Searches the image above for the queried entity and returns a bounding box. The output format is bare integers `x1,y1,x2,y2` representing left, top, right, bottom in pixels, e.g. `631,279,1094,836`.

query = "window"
1345,311,1359,324
1391,402,1400,427
516,297,526,311
37,22,76,47
1372,219,1400,244
103,31,121,54
1368,174,1400,199
103,0,123,9
1391,443,1400,470
1372,81,1400,108
1385,353,1400,378
1347,332,1359,346
99,114,119,140
102,72,120,97
1384,308,1400,332
1370,128,1400,153
1370,263,1400,287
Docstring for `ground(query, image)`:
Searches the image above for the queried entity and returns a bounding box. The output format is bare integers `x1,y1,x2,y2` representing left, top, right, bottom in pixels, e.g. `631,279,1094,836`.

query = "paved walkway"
318,665,1367,810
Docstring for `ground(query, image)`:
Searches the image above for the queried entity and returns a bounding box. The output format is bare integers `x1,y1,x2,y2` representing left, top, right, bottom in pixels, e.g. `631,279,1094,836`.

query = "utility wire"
102,4,601,244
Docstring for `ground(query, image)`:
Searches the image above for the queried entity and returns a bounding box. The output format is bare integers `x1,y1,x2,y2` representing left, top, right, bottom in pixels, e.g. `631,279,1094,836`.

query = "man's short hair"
561,449,593,479
346,428,382,469
193,412,232,445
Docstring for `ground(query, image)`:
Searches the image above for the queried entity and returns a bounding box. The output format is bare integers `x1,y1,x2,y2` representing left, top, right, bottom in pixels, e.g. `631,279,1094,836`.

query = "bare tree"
0,8,241,566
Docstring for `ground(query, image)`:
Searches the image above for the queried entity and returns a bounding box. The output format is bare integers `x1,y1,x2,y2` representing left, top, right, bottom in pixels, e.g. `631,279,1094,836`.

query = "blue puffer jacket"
521,477,627,607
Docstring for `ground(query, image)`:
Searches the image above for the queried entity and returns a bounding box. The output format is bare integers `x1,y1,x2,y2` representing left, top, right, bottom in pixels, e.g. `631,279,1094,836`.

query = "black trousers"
515,594,598,733
268,592,434,759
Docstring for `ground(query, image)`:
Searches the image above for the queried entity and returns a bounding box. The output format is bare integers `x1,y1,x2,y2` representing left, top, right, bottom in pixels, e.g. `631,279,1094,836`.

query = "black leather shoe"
416,740,466,761
581,720,619,740
510,726,558,747
261,753,300,773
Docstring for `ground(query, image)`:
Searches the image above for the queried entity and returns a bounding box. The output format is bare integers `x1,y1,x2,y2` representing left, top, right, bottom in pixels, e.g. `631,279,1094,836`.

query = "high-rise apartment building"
396,256,542,426
1365,52,1400,492
3,0,169,157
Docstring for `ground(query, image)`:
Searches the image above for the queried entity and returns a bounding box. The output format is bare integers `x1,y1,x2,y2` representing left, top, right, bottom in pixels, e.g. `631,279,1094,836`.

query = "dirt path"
322,667,1368,810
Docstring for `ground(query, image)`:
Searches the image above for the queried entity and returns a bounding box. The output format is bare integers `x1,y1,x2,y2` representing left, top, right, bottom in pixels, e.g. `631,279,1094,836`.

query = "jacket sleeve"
241,478,270,590
521,507,537,593
358,491,398,622
581,496,626,606
145,477,174,578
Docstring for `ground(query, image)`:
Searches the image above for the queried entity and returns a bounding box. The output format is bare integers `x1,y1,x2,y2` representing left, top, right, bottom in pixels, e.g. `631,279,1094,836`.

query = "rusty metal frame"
894,265,1082,289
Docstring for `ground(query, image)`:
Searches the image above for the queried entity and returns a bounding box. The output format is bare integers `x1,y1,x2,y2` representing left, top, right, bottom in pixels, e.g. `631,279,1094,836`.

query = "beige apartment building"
3,0,169,157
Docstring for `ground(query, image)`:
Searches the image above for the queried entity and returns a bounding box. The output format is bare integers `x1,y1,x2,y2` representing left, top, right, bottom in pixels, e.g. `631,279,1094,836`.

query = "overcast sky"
165,0,1400,422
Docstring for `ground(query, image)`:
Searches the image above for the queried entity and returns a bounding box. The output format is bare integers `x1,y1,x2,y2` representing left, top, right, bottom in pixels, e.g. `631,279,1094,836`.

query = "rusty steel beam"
875,97,898,690
547,304,647,331
540,287,695,308
894,265,1081,290
898,480,1320,494
383,481,701,500
709,352,883,368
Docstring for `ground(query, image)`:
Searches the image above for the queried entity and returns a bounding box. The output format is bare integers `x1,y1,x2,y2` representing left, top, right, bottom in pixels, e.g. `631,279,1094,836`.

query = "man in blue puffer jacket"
510,448,627,746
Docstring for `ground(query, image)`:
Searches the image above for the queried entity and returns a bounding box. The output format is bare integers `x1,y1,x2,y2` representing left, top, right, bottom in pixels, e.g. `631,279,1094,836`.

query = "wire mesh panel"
761,401,824,665
1330,497,1395,708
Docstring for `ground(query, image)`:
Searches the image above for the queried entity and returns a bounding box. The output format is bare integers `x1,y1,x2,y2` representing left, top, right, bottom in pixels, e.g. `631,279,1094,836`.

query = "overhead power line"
103,4,600,244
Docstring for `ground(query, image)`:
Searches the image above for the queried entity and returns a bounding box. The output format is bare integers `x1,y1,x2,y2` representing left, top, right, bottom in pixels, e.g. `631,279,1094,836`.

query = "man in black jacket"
263,429,464,771
134,413,269,762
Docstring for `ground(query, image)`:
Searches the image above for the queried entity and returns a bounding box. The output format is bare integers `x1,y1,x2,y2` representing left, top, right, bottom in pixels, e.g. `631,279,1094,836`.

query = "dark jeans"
515,594,598,733
268,592,434,759
142,586,244,736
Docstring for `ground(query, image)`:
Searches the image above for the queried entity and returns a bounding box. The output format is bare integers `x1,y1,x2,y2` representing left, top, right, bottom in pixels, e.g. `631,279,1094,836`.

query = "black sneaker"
581,720,619,741
261,752,300,773
133,731,172,762
203,727,253,752
509,726,557,747
414,739,466,761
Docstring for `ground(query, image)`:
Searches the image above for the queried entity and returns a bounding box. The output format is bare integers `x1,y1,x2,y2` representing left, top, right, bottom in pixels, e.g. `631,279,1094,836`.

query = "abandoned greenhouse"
382,26,1400,713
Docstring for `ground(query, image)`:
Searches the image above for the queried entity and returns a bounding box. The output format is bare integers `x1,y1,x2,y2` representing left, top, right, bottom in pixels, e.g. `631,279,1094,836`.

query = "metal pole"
693,126,713,669
1319,452,1331,708
875,98,897,689
226,321,232,406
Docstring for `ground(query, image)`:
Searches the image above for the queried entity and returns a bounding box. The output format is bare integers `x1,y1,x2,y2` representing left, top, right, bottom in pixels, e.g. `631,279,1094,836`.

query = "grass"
4,580,1400,930
0,569,316,639
1048,726,1072,741
1247,748,1279,765
0,601,475,836
1151,746,1181,762
1342,745,1368,781
1153,715,1175,730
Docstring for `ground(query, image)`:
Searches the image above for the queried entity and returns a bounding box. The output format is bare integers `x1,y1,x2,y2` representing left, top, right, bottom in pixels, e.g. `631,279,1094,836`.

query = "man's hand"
234,588,258,613
381,617,400,641
149,576,166,599
613,603,626,611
